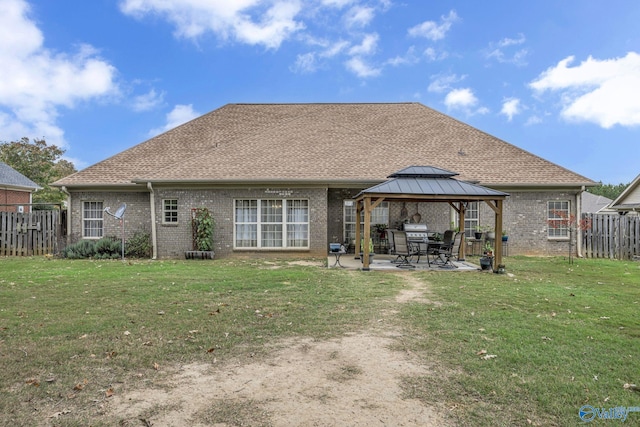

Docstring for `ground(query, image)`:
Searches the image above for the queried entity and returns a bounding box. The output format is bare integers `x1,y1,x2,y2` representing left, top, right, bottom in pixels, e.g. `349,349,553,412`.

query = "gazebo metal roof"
354,166,509,271
356,166,508,201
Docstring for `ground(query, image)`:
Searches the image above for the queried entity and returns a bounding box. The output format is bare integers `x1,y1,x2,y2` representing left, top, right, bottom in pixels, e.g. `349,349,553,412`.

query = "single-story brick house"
0,161,41,213
53,103,595,259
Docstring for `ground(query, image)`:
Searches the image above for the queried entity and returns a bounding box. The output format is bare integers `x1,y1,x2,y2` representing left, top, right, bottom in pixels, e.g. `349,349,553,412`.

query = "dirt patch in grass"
108,274,449,426
395,272,442,306
109,333,448,426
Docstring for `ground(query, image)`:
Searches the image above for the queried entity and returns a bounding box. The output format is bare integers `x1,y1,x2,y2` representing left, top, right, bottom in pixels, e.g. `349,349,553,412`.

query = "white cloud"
485,33,528,66
423,47,448,62
444,88,477,109
0,0,118,148
428,73,465,93
500,98,521,121
149,104,201,137
525,115,543,126
291,52,318,73
120,0,391,79
344,6,375,28
344,33,380,78
408,10,458,41
348,33,379,56
497,34,526,48
345,57,380,78
321,40,350,57
444,88,488,115
120,0,304,50
320,0,355,8
385,46,419,67
132,88,165,112
530,52,640,128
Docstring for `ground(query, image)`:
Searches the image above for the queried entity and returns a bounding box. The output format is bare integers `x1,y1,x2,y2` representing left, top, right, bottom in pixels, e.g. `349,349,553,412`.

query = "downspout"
147,182,158,259
576,186,584,258
61,186,71,246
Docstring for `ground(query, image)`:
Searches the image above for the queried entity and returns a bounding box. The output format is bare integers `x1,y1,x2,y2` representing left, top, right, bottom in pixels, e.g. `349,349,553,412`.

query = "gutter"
147,182,158,260
61,186,71,246
131,178,384,188
576,186,584,258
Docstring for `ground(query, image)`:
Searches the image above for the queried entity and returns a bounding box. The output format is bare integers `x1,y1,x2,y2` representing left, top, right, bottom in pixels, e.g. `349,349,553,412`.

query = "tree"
548,210,592,264
587,181,629,200
0,137,77,207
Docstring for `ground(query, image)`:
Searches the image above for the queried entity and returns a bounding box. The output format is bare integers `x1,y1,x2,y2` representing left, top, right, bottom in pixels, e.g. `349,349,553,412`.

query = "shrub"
94,237,122,259
126,230,152,258
62,240,96,259
192,208,214,251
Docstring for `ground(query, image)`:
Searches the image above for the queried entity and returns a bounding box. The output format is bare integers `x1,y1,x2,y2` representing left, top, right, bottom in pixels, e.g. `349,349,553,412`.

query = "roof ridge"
230,102,420,106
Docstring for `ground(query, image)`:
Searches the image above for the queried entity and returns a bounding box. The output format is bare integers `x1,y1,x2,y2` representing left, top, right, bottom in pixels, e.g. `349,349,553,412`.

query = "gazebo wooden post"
458,201,466,260
362,197,372,270
355,200,362,259
493,199,503,272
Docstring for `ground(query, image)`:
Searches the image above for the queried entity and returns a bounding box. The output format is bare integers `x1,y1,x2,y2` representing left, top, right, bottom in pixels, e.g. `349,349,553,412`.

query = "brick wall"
154,187,328,258
68,191,150,244
487,191,580,256
327,189,579,257
327,188,360,244
69,187,578,258
0,189,31,212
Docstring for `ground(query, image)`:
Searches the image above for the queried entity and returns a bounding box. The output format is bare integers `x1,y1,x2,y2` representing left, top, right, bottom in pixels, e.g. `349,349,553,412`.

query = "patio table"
410,240,443,266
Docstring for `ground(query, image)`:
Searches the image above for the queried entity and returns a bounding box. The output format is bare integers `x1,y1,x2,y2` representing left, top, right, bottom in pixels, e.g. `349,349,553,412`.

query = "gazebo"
354,166,509,271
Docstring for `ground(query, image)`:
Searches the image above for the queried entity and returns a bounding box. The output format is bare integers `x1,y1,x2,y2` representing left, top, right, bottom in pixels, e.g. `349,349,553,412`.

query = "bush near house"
61,231,151,259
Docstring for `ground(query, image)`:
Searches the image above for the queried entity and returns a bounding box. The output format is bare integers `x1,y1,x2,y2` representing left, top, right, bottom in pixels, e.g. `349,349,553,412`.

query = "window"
163,199,178,223
343,200,389,244
463,202,479,238
344,201,356,244
451,202,479,238
234,199,309,249
548,201,570,238
287,199,309,247
83,201,103,238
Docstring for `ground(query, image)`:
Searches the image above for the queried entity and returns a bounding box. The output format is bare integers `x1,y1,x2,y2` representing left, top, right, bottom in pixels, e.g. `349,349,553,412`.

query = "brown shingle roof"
54,103,594,187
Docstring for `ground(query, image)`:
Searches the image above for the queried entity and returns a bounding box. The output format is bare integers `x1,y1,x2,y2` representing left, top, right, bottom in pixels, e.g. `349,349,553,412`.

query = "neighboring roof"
608,173,640,212
356,166,508,201
581,192,613,214
54,103,595,188
0,162,41,191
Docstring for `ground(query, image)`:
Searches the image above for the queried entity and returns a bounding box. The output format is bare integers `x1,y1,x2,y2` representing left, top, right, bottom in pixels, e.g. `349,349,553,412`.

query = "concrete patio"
327,253,483,271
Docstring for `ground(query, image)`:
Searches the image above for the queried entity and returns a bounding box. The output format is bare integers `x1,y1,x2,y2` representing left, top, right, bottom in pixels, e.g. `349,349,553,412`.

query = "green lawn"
399,256,640,426
0,256,639,426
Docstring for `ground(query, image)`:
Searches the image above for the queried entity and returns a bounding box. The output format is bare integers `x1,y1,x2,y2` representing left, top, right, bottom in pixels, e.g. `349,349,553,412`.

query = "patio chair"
430,229,455,262
441,230,455,248
386,229,403,263
392,231,419,268
439,232,464,268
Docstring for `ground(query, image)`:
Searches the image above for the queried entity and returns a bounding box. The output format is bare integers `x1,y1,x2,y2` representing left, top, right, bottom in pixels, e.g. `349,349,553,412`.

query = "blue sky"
1,0,639,184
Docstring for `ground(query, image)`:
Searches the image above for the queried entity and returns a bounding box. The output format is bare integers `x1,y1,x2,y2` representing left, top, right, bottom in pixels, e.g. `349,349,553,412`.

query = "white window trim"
547,200,571,240
82,201,104,239
343,200,389,244
450,202,479,237
234,199,310,250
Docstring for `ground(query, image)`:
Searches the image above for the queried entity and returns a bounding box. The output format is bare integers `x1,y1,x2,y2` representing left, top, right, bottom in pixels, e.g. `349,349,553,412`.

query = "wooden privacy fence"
0,210,62,256
582,213,640,260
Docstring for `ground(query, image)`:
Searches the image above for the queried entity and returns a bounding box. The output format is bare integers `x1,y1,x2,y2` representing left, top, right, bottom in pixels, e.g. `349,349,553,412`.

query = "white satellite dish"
104,203,127,260
105,203,127,220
